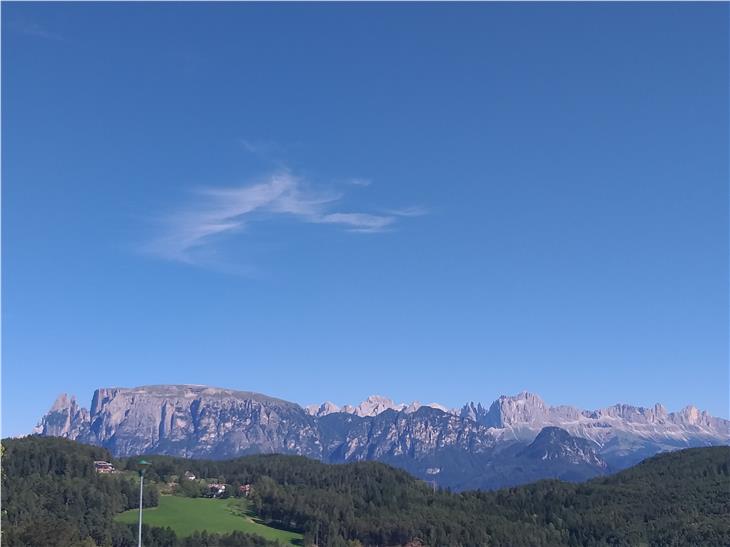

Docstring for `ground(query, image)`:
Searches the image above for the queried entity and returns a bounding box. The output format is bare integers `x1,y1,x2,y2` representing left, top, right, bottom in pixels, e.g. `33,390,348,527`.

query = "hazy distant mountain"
35,385,322,459
305,395,452,418
34,384,729,490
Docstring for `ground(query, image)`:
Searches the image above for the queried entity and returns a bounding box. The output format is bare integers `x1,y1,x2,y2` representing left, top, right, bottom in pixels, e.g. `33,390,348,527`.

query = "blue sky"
3,3,728,436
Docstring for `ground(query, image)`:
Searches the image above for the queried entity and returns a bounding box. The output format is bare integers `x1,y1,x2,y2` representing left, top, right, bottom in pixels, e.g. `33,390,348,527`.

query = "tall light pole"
137,460,152,547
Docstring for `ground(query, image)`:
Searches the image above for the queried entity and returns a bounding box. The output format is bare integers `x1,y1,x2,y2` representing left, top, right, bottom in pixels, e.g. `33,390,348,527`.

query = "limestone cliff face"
320,407,499,463
457,392,730,448
36,385,322,459
34,385,730,490
33,394,90,439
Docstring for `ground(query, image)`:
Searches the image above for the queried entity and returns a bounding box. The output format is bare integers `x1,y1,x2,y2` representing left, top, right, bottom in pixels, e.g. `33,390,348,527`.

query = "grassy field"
116,496,302,545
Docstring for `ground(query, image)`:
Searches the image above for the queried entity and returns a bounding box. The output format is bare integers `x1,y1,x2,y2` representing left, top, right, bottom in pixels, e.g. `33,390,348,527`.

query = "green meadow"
115,496,302,545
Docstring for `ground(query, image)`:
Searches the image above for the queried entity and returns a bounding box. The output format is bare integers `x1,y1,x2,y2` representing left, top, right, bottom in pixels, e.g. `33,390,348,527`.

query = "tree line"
2,436,729,546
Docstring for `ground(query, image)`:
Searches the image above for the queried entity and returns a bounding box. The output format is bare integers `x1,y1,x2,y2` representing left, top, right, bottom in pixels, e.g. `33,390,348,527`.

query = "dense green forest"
1,437,281,547
3,436,729,546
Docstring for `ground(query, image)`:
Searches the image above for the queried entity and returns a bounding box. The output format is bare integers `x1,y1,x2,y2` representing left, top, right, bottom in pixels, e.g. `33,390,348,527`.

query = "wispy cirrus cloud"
317,212,394,233
386,205,430,217
9,20,63,40
239,138,284,158
143,171,423,265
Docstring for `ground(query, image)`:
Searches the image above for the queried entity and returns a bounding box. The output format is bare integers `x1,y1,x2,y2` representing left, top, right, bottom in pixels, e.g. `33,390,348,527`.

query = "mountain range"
34,384,729,490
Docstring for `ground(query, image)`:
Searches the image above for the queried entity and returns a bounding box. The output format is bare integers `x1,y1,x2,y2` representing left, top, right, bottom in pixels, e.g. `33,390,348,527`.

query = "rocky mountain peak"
585,402,675,425
459,401,488,422
33,385,729,491
405,401,451,414
531,425,573,443
650,403,669,420
36,385,321,458
306,401,341,417
502,391,547,407
672,405,719,428
50,393,75,412
521,426,607,468
344,395,404,417
34,392,89,439
307,395,453,418
486,391,548,427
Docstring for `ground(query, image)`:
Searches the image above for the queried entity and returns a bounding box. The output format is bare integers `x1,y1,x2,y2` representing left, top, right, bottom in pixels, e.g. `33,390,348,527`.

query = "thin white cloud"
386,205,430,217
318,213,395,233
239,138,282,157
144,171,420,264
9,20,63,40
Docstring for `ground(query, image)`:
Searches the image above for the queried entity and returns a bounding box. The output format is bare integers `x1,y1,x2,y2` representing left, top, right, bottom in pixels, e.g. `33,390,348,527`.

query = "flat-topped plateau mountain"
35,384,729,490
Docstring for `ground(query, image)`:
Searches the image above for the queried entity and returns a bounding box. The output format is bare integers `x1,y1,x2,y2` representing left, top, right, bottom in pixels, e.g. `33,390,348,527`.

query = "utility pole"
137,460,152,547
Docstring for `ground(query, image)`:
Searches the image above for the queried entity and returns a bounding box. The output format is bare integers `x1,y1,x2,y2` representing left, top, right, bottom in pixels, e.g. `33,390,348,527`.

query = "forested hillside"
2,436,729,546
129,445,730,546
0,437,281,547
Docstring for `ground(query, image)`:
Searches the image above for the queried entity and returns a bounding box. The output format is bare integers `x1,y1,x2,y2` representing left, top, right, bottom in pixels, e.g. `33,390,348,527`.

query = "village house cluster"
94,461,116,474
182,470,253,499
93,461,253,500
207,482,226,497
